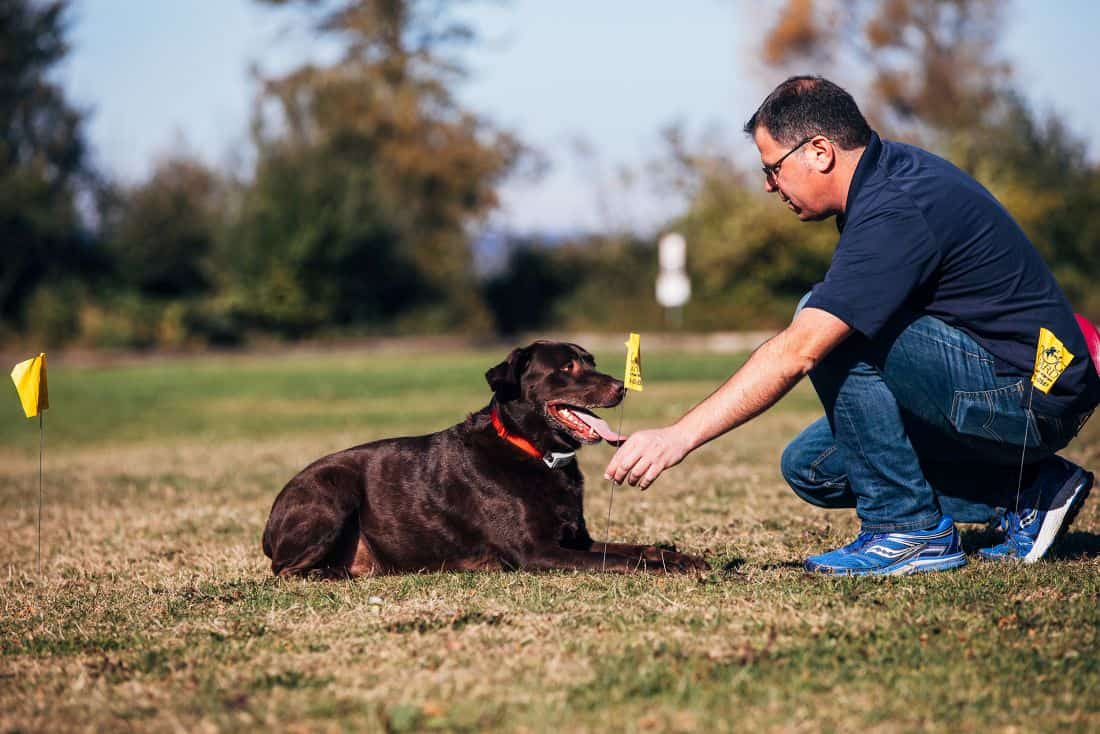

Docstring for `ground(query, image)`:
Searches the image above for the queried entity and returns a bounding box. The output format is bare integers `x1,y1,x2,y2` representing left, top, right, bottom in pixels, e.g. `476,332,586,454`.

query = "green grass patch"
1,344,1098,732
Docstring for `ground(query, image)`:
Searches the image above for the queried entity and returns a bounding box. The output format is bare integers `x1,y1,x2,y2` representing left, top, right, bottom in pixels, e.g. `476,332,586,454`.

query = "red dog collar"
490,404,575,469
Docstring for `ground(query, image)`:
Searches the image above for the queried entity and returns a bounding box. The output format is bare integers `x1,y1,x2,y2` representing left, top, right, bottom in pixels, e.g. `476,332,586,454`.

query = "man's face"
753,127,836,221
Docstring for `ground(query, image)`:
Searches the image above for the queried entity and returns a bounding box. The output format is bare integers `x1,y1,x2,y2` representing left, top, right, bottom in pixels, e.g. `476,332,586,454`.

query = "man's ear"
810,136,836,173
485,347,531,400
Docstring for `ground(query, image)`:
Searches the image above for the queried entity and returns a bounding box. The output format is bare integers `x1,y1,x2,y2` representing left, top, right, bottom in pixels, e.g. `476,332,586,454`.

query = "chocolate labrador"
262,340,708,577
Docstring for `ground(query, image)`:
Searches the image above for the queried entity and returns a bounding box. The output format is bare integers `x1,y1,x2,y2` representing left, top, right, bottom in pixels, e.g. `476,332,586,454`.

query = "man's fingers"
605,441,639,484
639,465,663,491
626,457,652,487
603,430,676,488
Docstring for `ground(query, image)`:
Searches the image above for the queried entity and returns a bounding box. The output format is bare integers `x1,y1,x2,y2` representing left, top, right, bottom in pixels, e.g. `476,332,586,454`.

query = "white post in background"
656,232,691,328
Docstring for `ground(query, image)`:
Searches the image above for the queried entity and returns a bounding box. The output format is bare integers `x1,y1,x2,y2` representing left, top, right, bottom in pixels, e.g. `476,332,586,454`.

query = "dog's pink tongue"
574,411,627,445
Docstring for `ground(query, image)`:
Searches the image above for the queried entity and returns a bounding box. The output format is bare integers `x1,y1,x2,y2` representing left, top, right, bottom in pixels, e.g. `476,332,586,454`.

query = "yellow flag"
624,333,643,392
1032,328,1073,394
11,353,48,418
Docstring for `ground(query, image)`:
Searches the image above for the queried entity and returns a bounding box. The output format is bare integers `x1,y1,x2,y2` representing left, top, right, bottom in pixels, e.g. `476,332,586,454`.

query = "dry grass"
1,347,1098,732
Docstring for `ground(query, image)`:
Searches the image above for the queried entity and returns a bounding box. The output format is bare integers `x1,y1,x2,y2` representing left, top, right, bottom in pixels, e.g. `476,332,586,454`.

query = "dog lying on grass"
262,340,708,577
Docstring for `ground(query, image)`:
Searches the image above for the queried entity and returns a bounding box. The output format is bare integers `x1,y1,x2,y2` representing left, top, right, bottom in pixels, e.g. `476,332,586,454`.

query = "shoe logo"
865,540,922,560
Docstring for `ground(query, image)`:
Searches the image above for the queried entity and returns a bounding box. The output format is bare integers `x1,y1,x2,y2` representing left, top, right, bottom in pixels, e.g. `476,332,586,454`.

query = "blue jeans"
781,305,1082,532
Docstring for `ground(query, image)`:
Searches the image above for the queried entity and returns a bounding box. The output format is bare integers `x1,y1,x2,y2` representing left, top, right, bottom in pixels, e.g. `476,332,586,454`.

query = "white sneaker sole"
1023,471,1094,563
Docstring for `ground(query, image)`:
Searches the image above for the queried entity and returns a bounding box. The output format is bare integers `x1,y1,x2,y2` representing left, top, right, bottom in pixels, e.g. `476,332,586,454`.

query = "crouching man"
605,76,1099,575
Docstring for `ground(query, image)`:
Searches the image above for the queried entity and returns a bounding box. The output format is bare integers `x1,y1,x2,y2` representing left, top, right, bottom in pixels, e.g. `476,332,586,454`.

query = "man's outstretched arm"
604,307,852,488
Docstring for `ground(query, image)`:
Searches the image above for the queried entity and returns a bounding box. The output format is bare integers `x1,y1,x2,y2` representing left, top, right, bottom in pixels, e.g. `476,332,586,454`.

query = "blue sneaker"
978,457,1093,563
805,516,967,576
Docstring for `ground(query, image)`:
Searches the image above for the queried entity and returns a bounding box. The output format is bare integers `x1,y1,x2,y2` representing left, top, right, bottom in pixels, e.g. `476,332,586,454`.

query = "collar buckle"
542,451,576,469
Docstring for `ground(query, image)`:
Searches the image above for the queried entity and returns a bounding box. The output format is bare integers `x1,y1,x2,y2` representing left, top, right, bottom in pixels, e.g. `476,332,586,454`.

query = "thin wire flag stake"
11,353,49,576
38,410,45,575
603,333,643,571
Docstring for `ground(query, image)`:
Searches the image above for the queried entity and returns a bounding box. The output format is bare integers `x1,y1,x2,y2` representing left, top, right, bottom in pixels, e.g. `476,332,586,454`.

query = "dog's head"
486,341,626,447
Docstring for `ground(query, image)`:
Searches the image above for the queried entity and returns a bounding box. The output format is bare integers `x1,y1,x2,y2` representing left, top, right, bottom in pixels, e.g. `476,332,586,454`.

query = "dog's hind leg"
348,536,382,577
263,477,361,578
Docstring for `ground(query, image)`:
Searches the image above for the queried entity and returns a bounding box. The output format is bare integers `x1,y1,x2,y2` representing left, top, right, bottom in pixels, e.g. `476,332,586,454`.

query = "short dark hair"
744,76,871,151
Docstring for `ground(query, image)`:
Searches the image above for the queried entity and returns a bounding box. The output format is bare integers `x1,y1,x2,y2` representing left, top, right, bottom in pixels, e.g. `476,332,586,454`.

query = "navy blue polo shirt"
805,132,1100,417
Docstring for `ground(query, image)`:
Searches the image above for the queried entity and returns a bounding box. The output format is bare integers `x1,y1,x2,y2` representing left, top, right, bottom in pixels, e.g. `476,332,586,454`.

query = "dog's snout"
610,379,626,402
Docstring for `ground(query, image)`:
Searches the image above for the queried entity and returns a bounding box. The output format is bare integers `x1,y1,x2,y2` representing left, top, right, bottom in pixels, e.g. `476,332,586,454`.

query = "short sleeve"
805,197,940,338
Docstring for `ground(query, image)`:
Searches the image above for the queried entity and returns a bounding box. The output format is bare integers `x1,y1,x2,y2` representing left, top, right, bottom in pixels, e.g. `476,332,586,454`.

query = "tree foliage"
99,157,224,297
759,0,1010,137
7,0,1100,347
0,0,97,331
483,234,665,334
231,0,523,334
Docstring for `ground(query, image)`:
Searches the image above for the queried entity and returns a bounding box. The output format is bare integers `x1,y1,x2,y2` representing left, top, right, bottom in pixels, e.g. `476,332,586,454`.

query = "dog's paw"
655,550,709,573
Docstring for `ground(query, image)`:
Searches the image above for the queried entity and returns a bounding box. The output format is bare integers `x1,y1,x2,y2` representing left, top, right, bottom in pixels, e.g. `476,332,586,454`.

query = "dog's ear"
485,347,531,400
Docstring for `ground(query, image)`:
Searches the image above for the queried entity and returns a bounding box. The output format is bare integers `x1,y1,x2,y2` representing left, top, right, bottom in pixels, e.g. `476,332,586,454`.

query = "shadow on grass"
959,526,1002,553
960,527,1100,560
1050,530,1100,560
753,560,806,571
721,557,745,573
718,556,802,573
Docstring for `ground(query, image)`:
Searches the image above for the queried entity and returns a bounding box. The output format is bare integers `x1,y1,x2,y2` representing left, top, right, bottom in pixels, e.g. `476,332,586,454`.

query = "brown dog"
261,340,708,577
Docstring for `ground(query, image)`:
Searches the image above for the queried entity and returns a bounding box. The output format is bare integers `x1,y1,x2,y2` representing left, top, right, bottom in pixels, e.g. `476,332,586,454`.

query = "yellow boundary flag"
1032,328,1073,395
624,333,643,392
11,353,48,418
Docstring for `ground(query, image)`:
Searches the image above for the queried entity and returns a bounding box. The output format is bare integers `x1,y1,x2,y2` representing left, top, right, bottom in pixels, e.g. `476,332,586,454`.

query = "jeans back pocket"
950,380,1040,447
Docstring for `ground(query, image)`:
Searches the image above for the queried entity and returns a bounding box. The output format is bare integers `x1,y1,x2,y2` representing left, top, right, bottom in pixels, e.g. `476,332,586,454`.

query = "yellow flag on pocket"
11,353,48,418
624,333,643,392
1032,328,1073,394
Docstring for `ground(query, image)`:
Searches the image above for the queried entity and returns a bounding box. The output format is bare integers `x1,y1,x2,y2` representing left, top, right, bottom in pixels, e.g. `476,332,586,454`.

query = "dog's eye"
559,361,574,372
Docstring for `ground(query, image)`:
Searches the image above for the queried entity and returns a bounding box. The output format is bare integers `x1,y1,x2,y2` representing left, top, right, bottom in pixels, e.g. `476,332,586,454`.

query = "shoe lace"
844,531,882,553
1004,508,1039,536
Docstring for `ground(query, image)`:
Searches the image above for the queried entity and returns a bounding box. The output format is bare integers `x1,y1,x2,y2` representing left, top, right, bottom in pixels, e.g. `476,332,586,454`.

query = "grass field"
2,344,1098,732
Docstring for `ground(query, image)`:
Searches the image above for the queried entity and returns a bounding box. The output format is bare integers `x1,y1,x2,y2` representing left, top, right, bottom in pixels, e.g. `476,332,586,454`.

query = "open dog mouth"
546,402,627,445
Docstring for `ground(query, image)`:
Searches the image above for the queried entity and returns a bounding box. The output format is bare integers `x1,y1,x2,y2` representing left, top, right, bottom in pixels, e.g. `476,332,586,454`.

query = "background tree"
483,234,663,335
758,0,1010,139
100,157,223,298
0,0,99,341
231,0,524,335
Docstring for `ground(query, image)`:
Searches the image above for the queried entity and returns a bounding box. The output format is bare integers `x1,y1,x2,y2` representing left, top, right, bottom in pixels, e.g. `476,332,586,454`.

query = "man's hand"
604,426,692,490
601,308,851,492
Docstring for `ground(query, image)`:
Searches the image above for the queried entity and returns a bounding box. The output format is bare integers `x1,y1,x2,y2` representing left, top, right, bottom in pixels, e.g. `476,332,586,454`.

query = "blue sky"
60,1,1100,234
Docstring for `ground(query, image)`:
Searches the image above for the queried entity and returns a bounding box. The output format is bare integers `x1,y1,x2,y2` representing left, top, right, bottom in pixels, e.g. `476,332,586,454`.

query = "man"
605,76,1099,575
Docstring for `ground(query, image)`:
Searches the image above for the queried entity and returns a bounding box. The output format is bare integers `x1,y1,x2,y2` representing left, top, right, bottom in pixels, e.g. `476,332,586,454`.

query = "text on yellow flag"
624,333,643,392
1032,328,1073,395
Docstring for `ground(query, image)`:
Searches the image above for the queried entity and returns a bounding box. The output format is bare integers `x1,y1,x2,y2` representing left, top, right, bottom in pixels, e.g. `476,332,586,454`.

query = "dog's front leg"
589,542,710,572
590,541,669,559
523,548,704,573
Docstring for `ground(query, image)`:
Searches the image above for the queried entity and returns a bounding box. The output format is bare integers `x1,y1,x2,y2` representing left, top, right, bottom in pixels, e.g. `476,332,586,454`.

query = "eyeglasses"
761,135,816,184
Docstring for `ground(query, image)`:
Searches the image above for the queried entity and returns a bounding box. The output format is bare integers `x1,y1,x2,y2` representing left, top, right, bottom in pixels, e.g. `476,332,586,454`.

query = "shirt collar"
836,131,882,233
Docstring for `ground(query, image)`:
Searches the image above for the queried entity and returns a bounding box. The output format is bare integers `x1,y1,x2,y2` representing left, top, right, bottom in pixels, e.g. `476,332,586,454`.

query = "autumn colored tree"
757,0,1011,138
230,0,524,334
